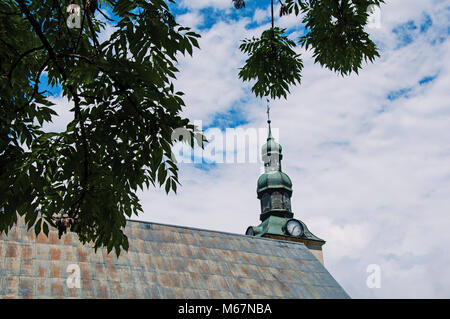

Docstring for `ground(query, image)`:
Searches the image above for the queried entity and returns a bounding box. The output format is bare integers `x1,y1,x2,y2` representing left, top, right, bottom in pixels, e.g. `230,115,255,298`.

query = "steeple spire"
262,99,282,172
266,98,275,143
246,99,326,264
256,100,292,222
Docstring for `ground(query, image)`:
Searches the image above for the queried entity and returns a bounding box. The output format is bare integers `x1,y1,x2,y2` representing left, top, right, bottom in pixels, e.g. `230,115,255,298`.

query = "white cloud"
97,20,117,44
174,18,256,125
179,0,231,11
176,11,205,29
253,8,269,24
42,96,73,133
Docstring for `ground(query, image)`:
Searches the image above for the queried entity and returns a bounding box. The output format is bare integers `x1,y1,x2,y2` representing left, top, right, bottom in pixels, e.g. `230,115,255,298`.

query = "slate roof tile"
0,219,349,299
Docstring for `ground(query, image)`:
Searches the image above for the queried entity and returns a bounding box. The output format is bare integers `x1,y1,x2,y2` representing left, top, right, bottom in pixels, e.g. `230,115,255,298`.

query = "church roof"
0,219,349,299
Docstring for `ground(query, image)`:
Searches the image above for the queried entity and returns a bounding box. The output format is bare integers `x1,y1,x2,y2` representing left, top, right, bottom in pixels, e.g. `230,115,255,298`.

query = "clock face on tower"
285,219,303,237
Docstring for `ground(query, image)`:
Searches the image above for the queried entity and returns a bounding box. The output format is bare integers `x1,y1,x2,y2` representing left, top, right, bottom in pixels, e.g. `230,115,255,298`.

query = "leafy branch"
234,0,385,99
239,28,303,99
1,0,201,256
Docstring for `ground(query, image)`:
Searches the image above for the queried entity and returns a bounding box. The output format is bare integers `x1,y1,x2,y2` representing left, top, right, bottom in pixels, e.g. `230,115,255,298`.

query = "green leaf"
34,218,42,236
43,221,49,237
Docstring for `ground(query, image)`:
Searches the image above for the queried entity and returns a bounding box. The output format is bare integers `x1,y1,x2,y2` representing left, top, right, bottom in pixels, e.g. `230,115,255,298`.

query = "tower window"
261,193,271,213
283,193,291,211
271,191,283,210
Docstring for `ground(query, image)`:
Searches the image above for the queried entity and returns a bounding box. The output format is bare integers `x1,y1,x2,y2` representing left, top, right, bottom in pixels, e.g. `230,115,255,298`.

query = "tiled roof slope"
0,219,349,299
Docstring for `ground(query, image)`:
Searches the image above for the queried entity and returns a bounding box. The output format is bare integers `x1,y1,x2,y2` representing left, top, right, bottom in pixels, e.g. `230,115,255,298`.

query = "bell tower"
246,100,326,265
257,109,293,222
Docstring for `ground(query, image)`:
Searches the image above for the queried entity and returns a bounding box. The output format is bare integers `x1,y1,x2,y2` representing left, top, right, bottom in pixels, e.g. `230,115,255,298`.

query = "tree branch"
54,0,77,50
8,45,45,87
56,52,152,122
16,57,50,113
85,12,100,51
74,9,87,53
17,0,67,79
97,8,114,22
17,0,90,214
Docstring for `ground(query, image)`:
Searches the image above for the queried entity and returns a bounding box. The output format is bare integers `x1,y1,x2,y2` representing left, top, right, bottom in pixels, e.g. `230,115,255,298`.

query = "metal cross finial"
266,98,272,138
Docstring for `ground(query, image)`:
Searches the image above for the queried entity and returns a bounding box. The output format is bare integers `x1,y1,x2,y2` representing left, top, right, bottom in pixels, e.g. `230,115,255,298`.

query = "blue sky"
43,0,450,298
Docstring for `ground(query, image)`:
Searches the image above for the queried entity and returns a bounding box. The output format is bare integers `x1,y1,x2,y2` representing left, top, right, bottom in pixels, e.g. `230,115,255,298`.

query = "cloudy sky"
46,0,450,298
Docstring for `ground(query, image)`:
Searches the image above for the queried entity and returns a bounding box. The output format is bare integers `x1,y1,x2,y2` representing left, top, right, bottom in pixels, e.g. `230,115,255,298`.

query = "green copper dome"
257,170,292,197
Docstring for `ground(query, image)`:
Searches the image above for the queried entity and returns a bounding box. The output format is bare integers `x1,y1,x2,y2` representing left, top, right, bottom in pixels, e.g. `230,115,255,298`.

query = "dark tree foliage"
297,0,384,75
235,0,385,99
239,28,303,99
0,0,201,256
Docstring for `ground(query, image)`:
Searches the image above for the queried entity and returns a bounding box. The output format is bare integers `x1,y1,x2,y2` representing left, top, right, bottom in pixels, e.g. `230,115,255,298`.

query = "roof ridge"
126,218,308,247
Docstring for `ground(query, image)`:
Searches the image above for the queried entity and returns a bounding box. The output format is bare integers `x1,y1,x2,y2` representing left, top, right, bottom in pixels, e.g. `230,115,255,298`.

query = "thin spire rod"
271,0,274,30
266,98,272,137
